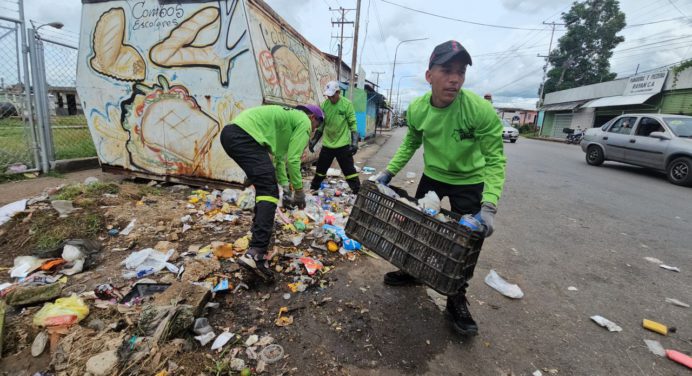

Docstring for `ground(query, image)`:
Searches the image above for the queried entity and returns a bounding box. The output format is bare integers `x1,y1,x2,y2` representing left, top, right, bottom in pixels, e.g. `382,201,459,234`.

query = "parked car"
0,102,18,118
502,119,519,143
581,113,692,186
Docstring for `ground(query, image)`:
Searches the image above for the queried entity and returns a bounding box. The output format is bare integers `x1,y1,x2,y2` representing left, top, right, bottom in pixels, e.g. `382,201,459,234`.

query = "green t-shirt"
386,89,506,205
233,105,311,190
319,96,357,148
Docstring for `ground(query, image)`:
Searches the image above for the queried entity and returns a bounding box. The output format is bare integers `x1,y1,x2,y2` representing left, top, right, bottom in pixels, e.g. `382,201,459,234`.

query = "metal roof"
581,93,657,108
539,100,587,111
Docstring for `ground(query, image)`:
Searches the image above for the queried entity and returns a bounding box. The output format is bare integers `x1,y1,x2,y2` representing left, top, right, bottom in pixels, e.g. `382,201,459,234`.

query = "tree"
542,0,626,95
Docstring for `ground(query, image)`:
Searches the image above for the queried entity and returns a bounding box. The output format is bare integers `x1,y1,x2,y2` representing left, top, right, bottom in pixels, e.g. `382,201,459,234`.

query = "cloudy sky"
10,0,692,109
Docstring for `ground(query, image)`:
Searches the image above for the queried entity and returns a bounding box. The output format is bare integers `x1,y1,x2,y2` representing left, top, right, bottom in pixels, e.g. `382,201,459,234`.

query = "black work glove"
349,131,359,155
308,131,323,153
281,185,292,208
293,189,306,209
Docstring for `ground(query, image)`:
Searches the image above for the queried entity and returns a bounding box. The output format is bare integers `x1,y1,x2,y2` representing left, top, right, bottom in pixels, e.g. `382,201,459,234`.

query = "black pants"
220,124,278,252
415,174,484,294
310,145,361,193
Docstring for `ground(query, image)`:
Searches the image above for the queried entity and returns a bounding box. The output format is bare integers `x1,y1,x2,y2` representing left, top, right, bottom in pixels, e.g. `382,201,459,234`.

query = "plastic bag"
418,191,441,216
33,295,89,327
121,248,175,279
484,269,524,299
237,188,255,210
10,256,44,278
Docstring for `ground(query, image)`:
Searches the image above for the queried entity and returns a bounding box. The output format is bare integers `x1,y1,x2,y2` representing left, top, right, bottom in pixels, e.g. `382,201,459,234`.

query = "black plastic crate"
345,181,483,295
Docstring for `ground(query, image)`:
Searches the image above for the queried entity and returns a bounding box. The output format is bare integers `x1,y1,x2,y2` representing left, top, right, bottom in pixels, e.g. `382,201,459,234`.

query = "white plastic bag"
418,191,441,216
237,188,255,210
590,315,622,332
121,248,175,278
484,269,524,299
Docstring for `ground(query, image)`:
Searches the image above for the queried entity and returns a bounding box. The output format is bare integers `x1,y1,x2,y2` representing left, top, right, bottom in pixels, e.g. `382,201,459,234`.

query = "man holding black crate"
373,40,506,336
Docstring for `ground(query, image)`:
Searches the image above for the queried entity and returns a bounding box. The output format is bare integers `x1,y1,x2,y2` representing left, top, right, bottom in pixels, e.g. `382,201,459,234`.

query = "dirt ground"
0,136,407,376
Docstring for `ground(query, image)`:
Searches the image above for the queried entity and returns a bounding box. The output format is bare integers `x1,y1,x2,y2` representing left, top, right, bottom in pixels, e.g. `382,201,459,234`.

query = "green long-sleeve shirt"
232,105,311,190
386,89,506,205
319,96,357,148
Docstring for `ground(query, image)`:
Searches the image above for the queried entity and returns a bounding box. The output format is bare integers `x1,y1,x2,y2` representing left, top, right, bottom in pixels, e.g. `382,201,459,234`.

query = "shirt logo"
452,126,475,142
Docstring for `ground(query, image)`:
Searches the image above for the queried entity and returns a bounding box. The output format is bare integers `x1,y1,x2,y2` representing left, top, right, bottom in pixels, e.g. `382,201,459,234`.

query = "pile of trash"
0,175,368,374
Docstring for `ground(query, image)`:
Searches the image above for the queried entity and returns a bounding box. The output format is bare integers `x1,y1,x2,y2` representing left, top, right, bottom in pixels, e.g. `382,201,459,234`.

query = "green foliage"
671,59,692,89
31,211,104,250
543,0,626,95
137,185,164,197
54,182,120,200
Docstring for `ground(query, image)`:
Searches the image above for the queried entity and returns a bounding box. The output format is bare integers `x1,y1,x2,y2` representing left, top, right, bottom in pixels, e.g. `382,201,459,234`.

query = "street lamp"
30,20,63,40
396,75,416,113
387,38,428,110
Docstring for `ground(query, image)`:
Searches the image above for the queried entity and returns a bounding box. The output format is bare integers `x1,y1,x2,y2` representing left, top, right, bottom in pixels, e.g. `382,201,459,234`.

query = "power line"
380,0,548,31
625,17,687,28
667,0,690,20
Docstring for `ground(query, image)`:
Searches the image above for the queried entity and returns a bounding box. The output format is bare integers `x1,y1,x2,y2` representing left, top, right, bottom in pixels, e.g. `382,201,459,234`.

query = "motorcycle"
565,129,584,144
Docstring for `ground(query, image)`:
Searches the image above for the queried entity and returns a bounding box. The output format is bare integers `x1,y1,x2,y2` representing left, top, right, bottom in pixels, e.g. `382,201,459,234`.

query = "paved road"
351,127,691,375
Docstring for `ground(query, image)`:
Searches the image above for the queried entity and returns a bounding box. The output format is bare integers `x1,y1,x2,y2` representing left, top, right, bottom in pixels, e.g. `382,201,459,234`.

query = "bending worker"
220,104,324,282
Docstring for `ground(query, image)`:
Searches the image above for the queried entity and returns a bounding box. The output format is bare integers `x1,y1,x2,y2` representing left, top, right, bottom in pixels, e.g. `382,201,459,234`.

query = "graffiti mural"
77,0,336,184
90,8,146,81
119,75,219,176
149,2,249,86
309,49,337,103
246,3,320,105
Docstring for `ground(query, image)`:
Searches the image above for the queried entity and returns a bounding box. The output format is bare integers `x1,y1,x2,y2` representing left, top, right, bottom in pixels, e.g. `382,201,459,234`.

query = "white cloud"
21,0,692,107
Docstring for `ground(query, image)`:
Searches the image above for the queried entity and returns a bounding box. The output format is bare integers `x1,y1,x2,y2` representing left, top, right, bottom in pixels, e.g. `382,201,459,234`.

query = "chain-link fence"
0,17,38,173
40,38,95,161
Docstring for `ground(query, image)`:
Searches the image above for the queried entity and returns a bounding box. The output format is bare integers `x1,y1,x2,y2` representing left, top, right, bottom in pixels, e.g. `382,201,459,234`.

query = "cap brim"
433,50,473,67
324,90,337,97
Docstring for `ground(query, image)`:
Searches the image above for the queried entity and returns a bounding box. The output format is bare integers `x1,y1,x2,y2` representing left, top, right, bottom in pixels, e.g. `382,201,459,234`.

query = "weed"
30,210,105,250
53,182,120,201
138,185,164,197
53,184,84,200
206,349,231,376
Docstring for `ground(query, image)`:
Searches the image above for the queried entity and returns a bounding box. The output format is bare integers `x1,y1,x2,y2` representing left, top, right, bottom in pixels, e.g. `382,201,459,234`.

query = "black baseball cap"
428,40,472,69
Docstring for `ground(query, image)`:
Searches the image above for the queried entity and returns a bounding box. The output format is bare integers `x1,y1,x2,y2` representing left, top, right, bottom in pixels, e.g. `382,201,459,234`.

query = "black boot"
447,293,478,336
383,270,421,286
238,247,275,283
346,177,361,194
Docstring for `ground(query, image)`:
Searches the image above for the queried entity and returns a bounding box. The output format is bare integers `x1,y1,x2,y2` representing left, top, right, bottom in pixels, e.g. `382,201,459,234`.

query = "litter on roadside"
211,331,234,352
666,349,692,369
590,315,622,332
0,199,27,226
643,339,666,357
642,319,675,335
484,270,524,299
664,297,690,308
659,264,680,272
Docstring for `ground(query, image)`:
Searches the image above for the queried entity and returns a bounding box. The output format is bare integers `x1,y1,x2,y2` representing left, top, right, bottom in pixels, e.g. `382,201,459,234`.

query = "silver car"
502,119,519,143
581,114,692,186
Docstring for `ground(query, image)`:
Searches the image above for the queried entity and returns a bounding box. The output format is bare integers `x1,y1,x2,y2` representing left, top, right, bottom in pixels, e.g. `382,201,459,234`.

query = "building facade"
539,65,692,138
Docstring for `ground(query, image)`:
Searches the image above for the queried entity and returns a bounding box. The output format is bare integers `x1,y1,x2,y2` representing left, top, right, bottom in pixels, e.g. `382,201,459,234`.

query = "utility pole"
348,0,362,100
331,7,354,82
537,21,565,106
371,71,385,88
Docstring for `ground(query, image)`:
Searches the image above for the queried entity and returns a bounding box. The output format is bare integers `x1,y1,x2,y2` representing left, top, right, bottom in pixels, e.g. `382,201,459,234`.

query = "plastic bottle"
459,214,482,231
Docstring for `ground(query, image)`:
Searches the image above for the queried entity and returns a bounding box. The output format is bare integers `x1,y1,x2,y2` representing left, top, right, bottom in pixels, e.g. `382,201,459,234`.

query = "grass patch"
54,182,120,201
30,211,104,250
138,185,164,197
0,117,95,165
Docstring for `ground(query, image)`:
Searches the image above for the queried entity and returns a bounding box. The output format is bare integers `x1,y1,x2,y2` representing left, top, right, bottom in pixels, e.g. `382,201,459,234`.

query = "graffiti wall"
245,1,335,106
77,0,334,184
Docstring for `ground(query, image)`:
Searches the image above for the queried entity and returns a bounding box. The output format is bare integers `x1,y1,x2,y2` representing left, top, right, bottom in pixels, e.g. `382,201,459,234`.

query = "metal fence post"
18,0,41,172
27,28,50,172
